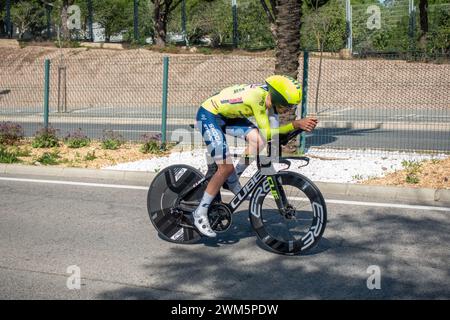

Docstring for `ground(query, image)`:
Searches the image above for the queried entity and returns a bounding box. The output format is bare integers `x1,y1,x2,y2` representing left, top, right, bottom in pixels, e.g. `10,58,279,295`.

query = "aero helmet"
265,75,302,107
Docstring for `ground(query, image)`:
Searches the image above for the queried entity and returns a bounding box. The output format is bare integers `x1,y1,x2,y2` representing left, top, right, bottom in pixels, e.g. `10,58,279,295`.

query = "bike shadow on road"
198,209,333,256
97,207,450,299
305,126,383,148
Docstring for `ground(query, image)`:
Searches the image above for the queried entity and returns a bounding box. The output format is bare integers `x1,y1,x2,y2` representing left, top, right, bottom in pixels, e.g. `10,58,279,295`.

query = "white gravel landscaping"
104,147,447,183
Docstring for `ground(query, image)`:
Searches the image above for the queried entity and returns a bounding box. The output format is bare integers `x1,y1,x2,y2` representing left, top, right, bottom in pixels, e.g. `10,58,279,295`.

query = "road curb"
2,164,157,183
1,164,449,206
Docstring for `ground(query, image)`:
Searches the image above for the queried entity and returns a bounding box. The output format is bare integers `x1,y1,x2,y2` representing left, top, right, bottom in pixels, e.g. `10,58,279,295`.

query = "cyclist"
195,75,318,237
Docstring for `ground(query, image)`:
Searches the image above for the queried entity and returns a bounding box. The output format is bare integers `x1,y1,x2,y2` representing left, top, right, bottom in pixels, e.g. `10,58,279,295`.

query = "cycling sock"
193,192,216,237
196,192,215,215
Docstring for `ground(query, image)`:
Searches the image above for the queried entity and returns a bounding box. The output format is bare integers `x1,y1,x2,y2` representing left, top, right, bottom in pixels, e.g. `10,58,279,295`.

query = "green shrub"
35,151,60,165
0,146,20,164
0,122,24,145
140,133,163,154
9,146,31,157
101,130,124,150
55,40,80,48
402,160,422,184
32,127,60,148
84,151,97,161
65,129,90,148
198,47,212,55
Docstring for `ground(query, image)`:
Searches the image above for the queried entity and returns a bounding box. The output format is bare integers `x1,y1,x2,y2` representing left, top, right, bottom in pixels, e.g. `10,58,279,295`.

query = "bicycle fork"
266,176,296,219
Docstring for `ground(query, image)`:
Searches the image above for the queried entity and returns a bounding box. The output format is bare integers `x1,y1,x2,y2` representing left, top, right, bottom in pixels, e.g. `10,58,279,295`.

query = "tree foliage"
93,0,132,41
301,0,346,51
2,0,448,55
9,0,46,39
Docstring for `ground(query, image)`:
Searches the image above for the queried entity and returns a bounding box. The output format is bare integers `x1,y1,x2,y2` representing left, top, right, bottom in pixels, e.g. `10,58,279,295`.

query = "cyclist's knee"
217,163,235,176
247,129,265,150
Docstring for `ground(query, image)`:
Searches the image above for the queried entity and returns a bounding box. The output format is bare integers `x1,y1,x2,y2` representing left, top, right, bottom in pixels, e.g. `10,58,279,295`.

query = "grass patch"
140,133,165,154
101,130,124,150
65,129,90,148
401,160,422,184
197,47,213,55
84,150,97,161
32,127,60,148
352,174,364,180
0,146,20,164
35,150,60,166
9,146,31,157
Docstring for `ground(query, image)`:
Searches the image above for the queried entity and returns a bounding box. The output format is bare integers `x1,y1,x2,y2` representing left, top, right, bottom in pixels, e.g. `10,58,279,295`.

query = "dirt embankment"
0,42,449,114
364,157,450,189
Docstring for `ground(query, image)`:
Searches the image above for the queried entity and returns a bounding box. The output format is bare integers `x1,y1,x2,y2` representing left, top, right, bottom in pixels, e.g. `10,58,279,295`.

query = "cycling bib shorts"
196,106,256,161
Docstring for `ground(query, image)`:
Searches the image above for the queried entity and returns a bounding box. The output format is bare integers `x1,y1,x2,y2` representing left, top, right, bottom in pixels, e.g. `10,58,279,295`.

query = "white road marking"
323,199,450,211
221,191,450,212
319,107,354,115
0,177,148,190
1,176,449,212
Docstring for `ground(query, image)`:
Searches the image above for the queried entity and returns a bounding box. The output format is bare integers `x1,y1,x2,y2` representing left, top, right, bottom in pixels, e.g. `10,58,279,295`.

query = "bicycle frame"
178,158,301,216
177,129,307,215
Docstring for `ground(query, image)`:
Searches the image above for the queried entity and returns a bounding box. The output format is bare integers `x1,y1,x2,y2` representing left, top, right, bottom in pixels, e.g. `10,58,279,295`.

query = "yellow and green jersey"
201,84,295,140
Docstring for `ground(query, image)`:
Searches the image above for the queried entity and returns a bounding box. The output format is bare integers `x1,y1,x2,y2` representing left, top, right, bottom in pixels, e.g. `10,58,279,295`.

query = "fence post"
133,0,139,42
43,59,51,129
345,0,353,53
161,57,169,147
232,0,238,48
87,0,94,41
299,51,309,154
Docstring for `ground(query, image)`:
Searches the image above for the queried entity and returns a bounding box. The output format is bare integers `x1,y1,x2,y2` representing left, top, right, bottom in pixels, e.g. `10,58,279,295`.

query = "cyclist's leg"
194,107,235,236
225,119,265,177
245,128,265,155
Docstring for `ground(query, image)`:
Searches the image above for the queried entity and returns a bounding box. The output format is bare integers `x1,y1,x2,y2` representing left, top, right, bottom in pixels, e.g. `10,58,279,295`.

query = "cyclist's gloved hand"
293,117,318,132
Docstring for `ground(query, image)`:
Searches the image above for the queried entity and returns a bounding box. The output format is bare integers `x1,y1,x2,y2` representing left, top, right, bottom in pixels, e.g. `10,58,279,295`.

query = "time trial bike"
147,129,327,255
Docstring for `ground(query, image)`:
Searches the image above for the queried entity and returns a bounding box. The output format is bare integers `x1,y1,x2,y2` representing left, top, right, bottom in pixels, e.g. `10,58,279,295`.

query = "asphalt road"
5,120,450,152
0,173,449,299
4,105,450,122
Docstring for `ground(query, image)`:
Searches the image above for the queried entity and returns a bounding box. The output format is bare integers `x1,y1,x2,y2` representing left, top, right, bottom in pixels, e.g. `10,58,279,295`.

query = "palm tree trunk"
275,0,301,77
418,0,428,47
274,0,302,139
153,0,164,46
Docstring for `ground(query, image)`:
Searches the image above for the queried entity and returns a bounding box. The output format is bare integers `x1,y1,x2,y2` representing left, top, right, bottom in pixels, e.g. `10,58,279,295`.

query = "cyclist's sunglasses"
275,104,298,109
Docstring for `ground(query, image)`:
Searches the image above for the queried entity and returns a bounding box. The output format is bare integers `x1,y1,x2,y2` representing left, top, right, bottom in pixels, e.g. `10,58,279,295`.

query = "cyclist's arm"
251,104,272,141
245,90,298,140
276,122,295,135
268,110,295,136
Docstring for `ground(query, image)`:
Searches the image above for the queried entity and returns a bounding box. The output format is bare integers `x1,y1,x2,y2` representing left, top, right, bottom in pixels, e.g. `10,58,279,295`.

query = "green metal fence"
299,51,450,153
0,50,449,154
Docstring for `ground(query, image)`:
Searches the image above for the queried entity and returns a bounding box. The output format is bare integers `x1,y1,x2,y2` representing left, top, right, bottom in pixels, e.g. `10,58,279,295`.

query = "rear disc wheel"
147,165,205,244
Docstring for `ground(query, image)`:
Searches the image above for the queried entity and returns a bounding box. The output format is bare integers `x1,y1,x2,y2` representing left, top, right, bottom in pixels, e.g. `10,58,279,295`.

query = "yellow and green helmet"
265,75,302,108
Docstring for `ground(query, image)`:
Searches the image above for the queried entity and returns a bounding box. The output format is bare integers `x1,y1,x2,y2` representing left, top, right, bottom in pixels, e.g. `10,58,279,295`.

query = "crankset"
208,203,233,233
169,207,197,230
